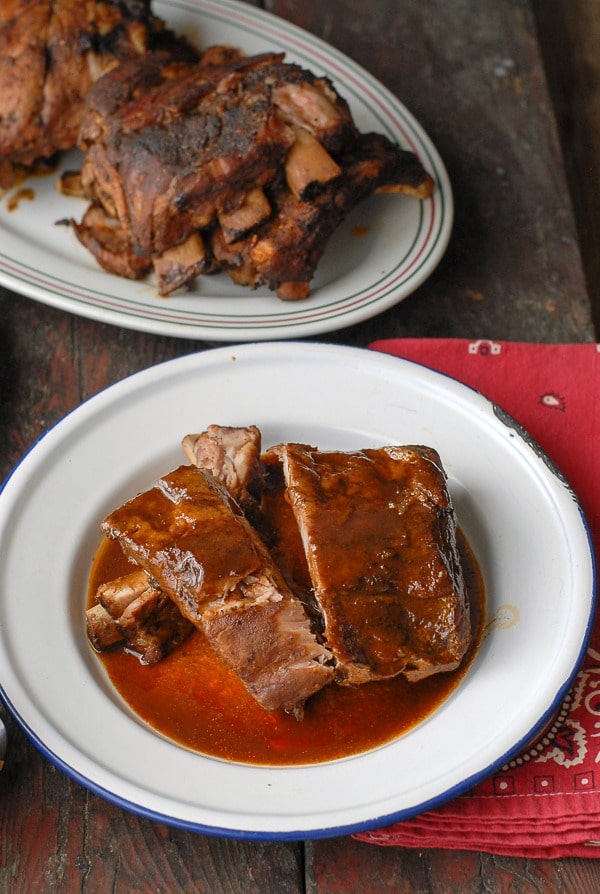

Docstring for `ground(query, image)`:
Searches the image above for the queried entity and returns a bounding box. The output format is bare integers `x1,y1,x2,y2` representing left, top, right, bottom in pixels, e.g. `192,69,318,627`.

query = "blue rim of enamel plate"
0,343,595,838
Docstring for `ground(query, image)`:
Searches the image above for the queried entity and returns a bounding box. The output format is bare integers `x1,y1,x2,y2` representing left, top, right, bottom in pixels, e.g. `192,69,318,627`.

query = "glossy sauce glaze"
266,445,471,684
88,528,484,766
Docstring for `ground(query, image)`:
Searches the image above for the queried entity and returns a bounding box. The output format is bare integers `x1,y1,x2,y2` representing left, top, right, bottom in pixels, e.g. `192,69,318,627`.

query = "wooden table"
0,1,598,890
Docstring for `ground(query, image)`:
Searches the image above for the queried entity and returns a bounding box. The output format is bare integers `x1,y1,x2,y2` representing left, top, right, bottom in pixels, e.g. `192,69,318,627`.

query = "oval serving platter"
0,342,594,839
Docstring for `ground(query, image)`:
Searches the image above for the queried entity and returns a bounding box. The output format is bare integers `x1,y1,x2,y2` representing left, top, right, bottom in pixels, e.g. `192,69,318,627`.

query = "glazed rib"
269,443,471,685
87,424,264,666
101,464,333,714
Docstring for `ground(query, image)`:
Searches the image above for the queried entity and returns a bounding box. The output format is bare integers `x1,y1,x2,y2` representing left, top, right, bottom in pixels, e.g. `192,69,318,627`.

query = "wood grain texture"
0,0,599,892
268,0,593,344
0,703,303,894
306,836,600,894
532,0,600,333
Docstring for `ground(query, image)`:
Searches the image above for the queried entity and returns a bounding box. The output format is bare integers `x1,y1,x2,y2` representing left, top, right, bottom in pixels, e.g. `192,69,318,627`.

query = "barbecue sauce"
88,529,484,767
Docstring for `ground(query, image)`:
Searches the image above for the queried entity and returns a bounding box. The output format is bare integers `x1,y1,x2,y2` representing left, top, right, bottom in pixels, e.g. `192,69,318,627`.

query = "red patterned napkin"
354,339,600,859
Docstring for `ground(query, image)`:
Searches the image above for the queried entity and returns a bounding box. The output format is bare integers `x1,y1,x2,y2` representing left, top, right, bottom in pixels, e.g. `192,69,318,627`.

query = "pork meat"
70,49,434,297
101,464,334,715
86,566,194,665
269,443,471,685
0,0,198,184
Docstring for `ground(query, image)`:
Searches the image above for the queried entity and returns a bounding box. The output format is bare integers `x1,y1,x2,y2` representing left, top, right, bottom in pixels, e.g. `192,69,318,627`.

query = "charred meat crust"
211,131,434,299
0,0,198,180
268,443,471,685
69,49,434,297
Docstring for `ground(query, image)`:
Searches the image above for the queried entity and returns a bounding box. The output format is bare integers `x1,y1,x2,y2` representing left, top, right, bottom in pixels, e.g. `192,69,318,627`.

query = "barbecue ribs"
70,49,435,298
86,567,194,665
89,426,472,717
100,464,334,716
0,0,197,184
269,442,471,685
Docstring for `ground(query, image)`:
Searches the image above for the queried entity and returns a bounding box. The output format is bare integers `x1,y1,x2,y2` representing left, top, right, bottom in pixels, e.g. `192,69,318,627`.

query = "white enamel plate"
0,0,452,341
0,343,595,839
0,342,595,838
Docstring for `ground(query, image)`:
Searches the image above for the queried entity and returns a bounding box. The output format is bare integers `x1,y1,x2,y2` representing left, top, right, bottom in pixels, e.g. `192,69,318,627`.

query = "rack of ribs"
100,463,334,717
269,442,471,685
68,48,435,298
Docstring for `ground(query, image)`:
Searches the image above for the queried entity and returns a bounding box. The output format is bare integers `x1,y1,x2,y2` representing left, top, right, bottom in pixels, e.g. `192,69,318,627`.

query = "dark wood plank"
306,838,600,894
532,0,600,333
270,0,593,345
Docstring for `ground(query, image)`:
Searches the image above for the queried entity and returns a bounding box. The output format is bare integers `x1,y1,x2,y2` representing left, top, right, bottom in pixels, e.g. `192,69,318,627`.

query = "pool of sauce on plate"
88,531,484,766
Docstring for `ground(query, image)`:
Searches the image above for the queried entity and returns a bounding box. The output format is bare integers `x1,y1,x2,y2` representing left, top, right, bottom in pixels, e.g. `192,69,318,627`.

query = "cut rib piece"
86,567,194,665
269,443,471,685
87,425,265,667
75,51,311,266
181,423,264,512
101,464,333,714
209,131,434,300
86,603,124,651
